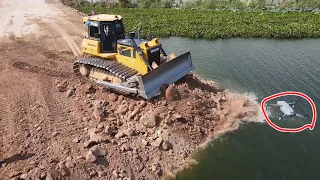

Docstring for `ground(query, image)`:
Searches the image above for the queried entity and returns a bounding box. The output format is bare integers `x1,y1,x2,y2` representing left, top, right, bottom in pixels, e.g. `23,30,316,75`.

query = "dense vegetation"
75,6,320,39
65,0,320,9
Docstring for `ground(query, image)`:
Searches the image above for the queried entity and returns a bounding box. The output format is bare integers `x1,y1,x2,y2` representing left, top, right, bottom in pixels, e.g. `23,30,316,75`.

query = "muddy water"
161,37,320,179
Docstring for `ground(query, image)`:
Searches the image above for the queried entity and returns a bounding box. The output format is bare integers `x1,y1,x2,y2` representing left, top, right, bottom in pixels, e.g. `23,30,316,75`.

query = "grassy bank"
75,6,320,39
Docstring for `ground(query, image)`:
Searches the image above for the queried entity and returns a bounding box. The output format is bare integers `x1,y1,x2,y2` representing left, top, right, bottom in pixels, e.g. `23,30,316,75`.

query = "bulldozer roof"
117,38,148,47
83,14,123,23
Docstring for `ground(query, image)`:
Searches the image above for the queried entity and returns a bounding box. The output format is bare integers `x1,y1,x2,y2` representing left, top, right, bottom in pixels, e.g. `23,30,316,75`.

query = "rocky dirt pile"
21,74,259,180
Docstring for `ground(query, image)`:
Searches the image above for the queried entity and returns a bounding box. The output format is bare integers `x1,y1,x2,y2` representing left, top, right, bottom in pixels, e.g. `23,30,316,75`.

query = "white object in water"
268,101,308,120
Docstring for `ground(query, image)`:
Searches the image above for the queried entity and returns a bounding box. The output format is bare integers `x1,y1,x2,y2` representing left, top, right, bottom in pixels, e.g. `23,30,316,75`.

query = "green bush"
296,0,320,8
75,6,320,39
63,0,320,9
247,0,266,9
137,0,162,8
162,0,174,8
61,0,89,7
61,0,73,6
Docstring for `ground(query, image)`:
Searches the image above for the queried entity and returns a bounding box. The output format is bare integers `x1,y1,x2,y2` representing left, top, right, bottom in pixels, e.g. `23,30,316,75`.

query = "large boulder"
128,108,140,119
140,111,157,128
92,100,106,120
66,88,75,97
108,93,118,102
84,132,104,148
115,104,128,115
152,137,163,148
160,140,172,151
105,125,115,135
86,151,97,163
85,85,96,94
165,85,180,101
115,128,135,138
90,145,107,157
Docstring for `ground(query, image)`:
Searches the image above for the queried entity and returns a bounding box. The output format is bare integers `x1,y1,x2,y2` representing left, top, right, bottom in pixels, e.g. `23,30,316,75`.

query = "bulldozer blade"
96,80,138,94
137,51,194,99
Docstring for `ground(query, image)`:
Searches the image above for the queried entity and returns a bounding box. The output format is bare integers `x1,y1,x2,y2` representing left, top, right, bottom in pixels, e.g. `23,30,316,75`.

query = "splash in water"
211,90,265,138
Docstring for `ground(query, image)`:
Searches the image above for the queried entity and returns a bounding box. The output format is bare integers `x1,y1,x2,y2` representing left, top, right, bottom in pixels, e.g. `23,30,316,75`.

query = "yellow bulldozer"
73,14,195,99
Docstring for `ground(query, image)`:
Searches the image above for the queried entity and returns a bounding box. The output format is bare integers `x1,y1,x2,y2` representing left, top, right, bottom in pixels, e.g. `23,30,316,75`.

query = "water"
160,37,320,179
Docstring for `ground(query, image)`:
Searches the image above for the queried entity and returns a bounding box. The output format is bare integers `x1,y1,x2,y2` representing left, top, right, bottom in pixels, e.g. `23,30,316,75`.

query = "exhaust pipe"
138,27,141,40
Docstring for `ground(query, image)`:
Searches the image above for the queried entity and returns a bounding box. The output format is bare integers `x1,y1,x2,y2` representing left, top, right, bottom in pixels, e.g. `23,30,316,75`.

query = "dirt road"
0,0,84,52
0,1,262,179
0,0,93,178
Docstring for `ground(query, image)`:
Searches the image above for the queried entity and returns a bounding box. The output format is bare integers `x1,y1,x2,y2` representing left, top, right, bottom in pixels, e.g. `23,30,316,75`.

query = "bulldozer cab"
85,15,125,53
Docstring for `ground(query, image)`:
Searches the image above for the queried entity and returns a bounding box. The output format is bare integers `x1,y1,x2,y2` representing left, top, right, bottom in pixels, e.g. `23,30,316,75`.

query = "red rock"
90,145,107,157
152,137,163,148
115,104,128,114
108,93,118,102
86,151,97,162
140,111,157,128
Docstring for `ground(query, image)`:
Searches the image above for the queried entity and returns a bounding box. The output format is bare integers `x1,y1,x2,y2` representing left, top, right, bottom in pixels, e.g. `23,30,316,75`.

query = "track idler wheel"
79,64,90,76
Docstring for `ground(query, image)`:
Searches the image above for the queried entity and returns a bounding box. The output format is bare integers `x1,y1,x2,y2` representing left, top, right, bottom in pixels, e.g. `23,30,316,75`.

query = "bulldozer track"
73,57,138,81
27,77,79,162
40,78,71,136
73,57,138,96
12,61,70,77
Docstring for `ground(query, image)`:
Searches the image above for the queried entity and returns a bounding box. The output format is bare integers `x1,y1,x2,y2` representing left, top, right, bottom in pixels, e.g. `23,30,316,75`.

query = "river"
161,37,320,180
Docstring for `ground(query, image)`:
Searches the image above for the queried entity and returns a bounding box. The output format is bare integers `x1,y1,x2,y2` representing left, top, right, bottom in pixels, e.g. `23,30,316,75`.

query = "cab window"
115,20,125,39
122,49,131,57
118,46,131,57
89,21,100,39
